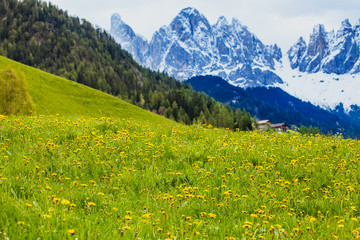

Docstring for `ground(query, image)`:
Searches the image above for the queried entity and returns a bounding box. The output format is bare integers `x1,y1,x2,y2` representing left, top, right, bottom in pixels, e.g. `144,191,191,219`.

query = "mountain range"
110,8,283,87
110,8,360,112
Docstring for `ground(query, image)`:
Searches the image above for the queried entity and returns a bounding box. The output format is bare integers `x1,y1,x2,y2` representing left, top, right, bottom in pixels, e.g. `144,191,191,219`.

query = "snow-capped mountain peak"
110,9,360,112
111,7,282,87
215,16,229,27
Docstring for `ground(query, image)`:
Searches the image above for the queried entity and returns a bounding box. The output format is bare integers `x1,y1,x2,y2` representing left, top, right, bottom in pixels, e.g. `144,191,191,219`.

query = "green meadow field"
1,57,360,239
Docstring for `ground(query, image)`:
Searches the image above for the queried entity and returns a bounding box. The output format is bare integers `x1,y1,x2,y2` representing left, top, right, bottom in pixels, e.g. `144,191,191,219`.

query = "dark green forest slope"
0,0,252,130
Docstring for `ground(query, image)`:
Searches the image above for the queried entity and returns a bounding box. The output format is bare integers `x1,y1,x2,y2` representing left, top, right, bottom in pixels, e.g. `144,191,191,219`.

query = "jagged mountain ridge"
111,8,360,111
110,7,283,87
288,19,360,74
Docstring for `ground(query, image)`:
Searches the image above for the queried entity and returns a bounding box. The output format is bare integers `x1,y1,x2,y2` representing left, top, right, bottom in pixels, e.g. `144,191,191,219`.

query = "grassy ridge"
1,115,360,239
0,56,171,125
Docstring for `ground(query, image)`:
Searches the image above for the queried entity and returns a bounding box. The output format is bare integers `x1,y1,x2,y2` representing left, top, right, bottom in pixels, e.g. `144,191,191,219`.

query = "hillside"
0,56,171,124
1,114,360,239
187,75,360,138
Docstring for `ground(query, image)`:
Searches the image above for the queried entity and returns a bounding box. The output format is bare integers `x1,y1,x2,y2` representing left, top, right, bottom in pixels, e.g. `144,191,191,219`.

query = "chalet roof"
271,123,288,128
257,120,271,125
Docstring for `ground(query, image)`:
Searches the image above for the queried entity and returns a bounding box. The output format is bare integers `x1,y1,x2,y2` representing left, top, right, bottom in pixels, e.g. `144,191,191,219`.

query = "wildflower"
43,214,51,219
208,213,217,219
25,203,32,208
123,226,131,230
68,229,75,235
98,192,104,196
45,186,52,190
17,221,25,226
243,224,251,229
88,202,96,207
61,199,70,205
125,215,132,220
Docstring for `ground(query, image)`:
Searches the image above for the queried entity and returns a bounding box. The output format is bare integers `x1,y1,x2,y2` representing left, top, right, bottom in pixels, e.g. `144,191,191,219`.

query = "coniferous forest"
0,0,253,130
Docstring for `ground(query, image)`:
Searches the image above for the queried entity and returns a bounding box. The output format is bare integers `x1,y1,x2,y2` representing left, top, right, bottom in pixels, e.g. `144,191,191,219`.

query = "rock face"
288,19,360,74
110,7,283,87
110,14,150,65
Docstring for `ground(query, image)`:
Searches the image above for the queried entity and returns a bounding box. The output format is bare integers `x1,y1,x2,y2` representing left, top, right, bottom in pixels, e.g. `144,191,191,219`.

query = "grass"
1,57,360,239
1,115,360,239
0,56,171,125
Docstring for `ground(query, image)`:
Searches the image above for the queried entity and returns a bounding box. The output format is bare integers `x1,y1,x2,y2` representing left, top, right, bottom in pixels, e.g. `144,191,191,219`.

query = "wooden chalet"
270,123,289,132
257,120,272,130
257,120,289,132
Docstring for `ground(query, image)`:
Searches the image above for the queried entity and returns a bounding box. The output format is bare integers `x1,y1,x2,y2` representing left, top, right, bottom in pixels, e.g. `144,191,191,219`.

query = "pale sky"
45,0,360,51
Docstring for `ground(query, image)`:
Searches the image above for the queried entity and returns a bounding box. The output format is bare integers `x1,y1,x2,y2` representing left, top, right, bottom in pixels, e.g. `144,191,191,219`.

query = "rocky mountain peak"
288,19,360,74
110,7,283,87
110,13,149,64
307,24,328,57
337,19,353,38
215,16,229,27
341,19,352,29
111,13,122,25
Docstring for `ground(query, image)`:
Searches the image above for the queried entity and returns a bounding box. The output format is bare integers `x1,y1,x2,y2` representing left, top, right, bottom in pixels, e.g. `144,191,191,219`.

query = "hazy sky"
45,0,360,51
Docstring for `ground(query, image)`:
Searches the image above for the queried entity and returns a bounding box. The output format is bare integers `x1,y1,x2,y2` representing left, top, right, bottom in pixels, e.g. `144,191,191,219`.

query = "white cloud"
46,0,360,51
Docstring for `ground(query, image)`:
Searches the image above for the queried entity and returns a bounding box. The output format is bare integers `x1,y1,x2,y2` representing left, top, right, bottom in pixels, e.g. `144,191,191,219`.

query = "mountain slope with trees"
0,0,252,130
186,75,360,137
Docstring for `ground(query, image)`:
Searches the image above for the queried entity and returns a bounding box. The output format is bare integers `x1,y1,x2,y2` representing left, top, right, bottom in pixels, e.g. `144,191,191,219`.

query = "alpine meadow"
1,0,360,240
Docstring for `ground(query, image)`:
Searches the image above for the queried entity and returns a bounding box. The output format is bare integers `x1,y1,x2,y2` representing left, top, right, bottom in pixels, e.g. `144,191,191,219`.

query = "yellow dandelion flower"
125,215,132,220
17,221,25,226
61,199,70,205
68,229,75,235
208,213,217,219
88,202,96,207
25,203,32,208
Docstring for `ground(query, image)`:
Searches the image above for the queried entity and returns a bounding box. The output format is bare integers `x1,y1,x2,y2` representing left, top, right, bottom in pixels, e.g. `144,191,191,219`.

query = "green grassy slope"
0,56,172,125
1,115,360,239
